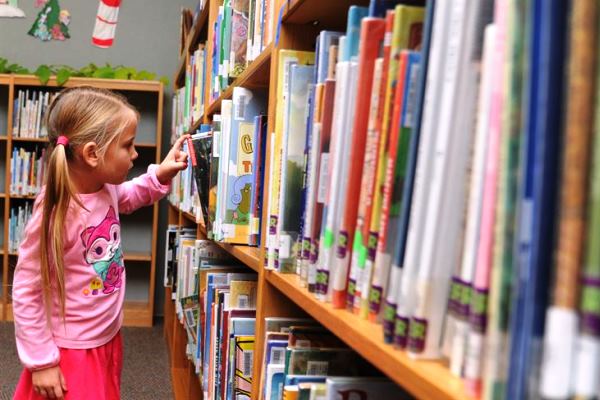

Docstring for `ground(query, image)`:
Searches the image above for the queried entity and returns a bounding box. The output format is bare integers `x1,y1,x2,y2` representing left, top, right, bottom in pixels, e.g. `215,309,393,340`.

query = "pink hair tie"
56,135,69,147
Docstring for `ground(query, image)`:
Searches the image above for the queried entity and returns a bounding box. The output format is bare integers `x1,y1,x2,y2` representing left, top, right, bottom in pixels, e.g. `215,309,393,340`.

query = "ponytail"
39,143,80,321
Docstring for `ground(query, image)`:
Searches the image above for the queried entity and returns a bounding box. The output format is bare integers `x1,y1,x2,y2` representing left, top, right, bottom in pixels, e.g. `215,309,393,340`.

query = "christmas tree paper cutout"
28,0,71,41
0,0,25,18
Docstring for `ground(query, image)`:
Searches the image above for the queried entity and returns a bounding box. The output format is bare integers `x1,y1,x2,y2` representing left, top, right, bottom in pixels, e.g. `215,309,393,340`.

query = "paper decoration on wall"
0,0,25,18
92,0,121,48
28,0,71,41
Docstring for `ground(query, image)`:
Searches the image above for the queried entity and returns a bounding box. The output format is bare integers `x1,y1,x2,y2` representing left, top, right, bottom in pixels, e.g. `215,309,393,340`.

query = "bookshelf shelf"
0,74,10,85
205,44,273,117
9,194,37,200
123,252,152,262
265,271,471,400
11,137,48,143
135,142,157,148
12,75,162,93
182,209,197,223
216,243,261,272
0,136,8,141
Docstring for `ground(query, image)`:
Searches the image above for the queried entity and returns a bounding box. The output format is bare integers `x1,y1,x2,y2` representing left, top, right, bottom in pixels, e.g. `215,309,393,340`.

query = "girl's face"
98,109,139,185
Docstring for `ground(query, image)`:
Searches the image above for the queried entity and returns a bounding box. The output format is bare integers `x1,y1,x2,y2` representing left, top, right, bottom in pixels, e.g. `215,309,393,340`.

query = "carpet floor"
0,321,173,399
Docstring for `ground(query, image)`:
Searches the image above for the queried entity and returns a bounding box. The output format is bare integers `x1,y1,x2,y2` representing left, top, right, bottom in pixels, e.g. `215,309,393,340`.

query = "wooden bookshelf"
11,75,162,92
166,1,474,399
0,75,164,328
265,272,471,400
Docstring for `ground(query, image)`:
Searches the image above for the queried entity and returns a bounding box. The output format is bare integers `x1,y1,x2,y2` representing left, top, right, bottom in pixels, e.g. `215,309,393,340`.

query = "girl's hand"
31,366,67,399
156,135,190,185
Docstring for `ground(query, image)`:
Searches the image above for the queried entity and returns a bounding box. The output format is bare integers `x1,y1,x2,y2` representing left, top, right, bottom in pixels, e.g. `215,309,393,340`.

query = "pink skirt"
13,331,123,400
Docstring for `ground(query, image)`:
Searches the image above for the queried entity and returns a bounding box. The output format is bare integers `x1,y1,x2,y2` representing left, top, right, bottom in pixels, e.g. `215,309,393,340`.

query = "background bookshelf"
165,0,473,399
0,74,164,327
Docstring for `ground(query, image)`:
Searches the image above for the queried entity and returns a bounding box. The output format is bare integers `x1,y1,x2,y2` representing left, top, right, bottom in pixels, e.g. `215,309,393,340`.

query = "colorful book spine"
331,17,386,308
507,0,568,397
380,0,435,344
347,10,394,314
369,51,420,323
316,6,367,301
539,1,597,398
464,6,505,393
308,71,337,293
482,0,525,397
389,0,448,348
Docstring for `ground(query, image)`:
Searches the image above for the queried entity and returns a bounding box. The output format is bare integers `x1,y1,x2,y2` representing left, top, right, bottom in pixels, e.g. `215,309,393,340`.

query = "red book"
331,17,387,308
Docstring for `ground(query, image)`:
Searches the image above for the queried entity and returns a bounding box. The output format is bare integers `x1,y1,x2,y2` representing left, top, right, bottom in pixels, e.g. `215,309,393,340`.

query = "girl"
12,86,188,400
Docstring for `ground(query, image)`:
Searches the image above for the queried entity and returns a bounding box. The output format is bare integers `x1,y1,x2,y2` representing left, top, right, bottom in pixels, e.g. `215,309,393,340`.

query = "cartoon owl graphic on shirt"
81,206,124,295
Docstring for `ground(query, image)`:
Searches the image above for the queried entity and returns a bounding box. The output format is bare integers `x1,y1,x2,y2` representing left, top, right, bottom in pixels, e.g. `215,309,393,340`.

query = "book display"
166,0,599,399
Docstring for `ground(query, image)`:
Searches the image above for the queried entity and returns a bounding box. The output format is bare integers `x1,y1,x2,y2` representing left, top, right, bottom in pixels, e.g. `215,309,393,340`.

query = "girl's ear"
81,142,100,168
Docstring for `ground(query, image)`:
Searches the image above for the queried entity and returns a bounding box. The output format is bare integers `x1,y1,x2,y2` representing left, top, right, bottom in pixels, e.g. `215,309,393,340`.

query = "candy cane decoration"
92,0,121,48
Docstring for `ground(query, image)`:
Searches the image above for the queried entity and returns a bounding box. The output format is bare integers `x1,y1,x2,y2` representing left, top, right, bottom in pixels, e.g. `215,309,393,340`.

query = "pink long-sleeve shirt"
12,164,170,370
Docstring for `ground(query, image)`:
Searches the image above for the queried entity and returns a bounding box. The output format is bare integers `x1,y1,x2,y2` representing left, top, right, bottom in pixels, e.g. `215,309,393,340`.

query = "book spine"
539,1,597,398
331,18,386,309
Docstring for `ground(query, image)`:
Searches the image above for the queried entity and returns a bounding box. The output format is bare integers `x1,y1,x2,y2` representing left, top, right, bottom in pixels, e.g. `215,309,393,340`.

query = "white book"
449,18,495,374
316,57,358,302
393,0,452,343
217,101,233,241
410,0,473,360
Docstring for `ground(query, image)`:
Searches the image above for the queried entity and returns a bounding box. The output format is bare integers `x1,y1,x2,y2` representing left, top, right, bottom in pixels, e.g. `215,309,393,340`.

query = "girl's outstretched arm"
115,135,189,214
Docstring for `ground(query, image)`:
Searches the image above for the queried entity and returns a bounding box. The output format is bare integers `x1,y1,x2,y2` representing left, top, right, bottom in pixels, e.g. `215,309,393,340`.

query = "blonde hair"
41,85,138,320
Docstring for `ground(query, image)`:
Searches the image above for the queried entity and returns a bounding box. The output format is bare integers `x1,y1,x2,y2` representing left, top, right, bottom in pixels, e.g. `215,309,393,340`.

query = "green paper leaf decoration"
93,66,115,79
160,76,170,86
34,65,52,85
134,70,156,81
56,68,71,86
114,67,131,80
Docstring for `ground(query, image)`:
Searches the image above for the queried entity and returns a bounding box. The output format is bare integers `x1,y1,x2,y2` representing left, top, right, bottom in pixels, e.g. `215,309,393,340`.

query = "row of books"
164,228,408,399
164,228,259,399
10,147,46,196
170,0,600,398
171,0,277,141
172,45,208,141
209,0,275,100
257,1,600,400
9,202,32,252
171,87,268,246
258,317,408,400
12,90,54,139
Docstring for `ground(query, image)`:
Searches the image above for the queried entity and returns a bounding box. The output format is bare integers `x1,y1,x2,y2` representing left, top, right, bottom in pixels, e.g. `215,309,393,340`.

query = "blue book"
315,31,343,84
507,0,568,398
249,115,267,246
223,87,267,244
265,339,288,366
284,375,327,386
368,0,403,17
384,0,435,343
344,6,369,61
